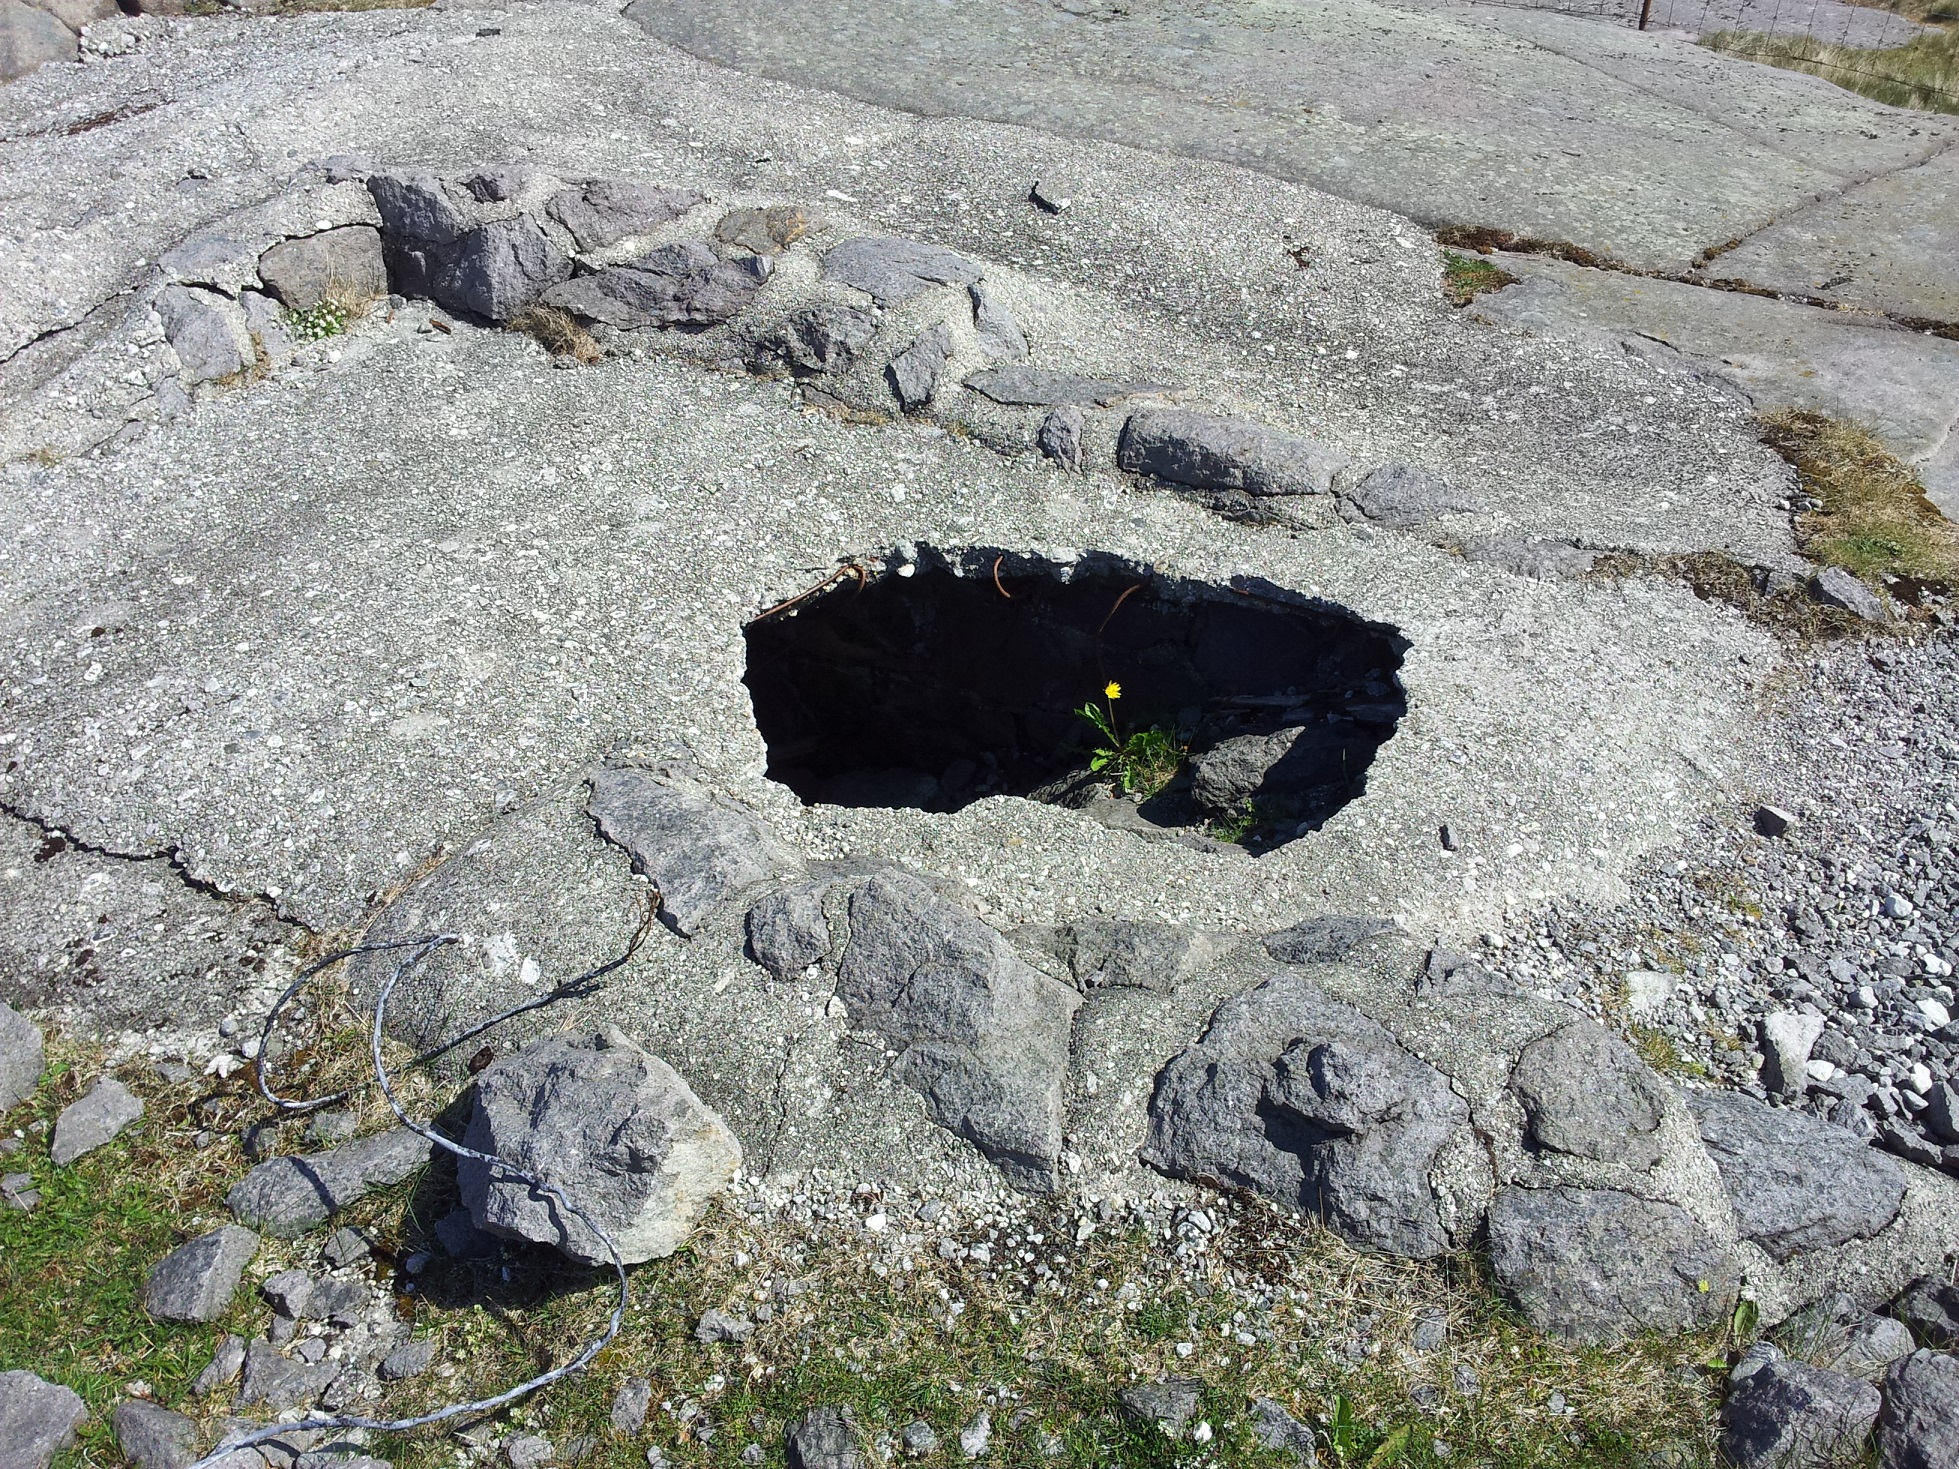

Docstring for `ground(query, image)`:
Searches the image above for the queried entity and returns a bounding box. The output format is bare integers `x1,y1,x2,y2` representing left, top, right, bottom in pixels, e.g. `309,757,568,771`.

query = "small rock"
611,1377,653,1435
1755,805,1798,838
1781,1295,1916,1378
762,304,877,375
822,236,981,305
1876,1349,1959,1469
1189,724,1374,816
1248,1397,1316,1464
320,1226,370,1270
1,1172,38,1212
191,1335,246,1396
507,1436,554,1469
1719,1348,1880,1469
51,1076,144,1164
459,1026,740,1265
144,1226,259,1323
1036,404,1084,472
786,1405,866,1469
1411,1307,1448,1352
305,1110,358,1148
237,1341,335,1413
1891,1276,1959,1348
696,1308,755,1344
155,285,254,385
887,324,953,411
227,1127,434,1237
714,204,810,256
158,233,262,297
542,245,770,331
969,281,1027,361
377,1339,435,1383
900,1420,938,1457
1118,406,1345,497
1920,1084,1959,1143
0,1371,88,1469
546,179,702,252
745,880,835,983
1761,1012,1827,1097
1511,1018,1670,1167
113,1399,200,1469
0,1002,46,1113
958,1411,990,1460
256,226,387,312
260,1268,316,1319
1029,177,1075,213
1811,567,1888,622
1117,1377,1202,1437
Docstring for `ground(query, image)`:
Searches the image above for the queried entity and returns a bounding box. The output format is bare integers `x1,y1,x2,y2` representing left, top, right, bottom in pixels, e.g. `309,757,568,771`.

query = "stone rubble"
49,1073,142,1164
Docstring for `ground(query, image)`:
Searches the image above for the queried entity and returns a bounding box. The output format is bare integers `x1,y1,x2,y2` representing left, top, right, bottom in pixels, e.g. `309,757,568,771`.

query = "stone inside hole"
743,550,1406,847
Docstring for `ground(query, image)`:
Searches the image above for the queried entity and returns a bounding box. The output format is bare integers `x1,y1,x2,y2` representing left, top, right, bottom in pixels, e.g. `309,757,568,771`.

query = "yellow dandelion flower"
1105,681,1122,700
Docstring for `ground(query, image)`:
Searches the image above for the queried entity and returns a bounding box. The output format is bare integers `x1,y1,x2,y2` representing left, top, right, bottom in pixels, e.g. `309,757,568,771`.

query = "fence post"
1637,0,1653,28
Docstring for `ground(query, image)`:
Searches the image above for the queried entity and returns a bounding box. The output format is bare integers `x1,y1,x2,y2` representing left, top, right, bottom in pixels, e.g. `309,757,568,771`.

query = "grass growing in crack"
1763,408,1959,587
512,305,603,365
1440,252,1518,307
285,278,385,343
1703,27,1959,114
1078,684,1187,799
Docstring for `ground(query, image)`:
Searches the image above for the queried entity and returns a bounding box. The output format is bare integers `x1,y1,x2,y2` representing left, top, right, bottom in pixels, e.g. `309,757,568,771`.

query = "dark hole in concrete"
743,550,1405,848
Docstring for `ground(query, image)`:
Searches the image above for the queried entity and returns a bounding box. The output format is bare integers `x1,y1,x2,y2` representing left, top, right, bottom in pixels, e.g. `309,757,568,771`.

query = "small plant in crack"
1076,682,1186,798
1209,800,1266,845
285,300,353,341
1441,250,1517,306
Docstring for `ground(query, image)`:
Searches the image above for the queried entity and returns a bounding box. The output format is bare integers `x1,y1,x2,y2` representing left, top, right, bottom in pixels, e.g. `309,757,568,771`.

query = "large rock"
786,1406,865,1469
0,0,75,84
745,879,835,983
542,243,769,331
1509,1019,1670,1168
969,281,1026,361
1141,972,1467,1257
1340,463,1481,526
833,872,1081,1189
428,217,571,322
112,1399,200,1469
1485,1185,1738,1344
227,1127,435,1237
0,1002,44,1113
366,167,471,245
759,302,877,375
256,226,388,311
156,285,254,385
1877,1350,1959,1469
1720,1348,1881,1469
589,765,800,936
546,179,702,251
50,1075,143,1164
1117,406,1346,498
887,324,952,411
822,236,980,304
1781,1294,1917,1378
1189,723,1373,816
1690,1091,1907,1261
1892,1275,1959,1348
0,1371,86,1469
143,1224,259,1323
1812,566,1889,622
458,1026,740,1266
1116,1376,1202,1437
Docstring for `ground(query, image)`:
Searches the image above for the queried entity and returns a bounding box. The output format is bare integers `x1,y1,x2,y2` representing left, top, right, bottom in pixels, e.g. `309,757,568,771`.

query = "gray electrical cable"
185,917,649,1469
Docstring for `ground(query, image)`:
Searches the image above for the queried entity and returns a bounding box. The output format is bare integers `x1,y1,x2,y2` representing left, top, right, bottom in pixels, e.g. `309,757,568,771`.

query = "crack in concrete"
0,799,289,919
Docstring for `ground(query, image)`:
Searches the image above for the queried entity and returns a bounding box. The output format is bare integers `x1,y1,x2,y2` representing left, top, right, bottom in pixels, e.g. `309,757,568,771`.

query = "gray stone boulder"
366,168,472,245
1189,722,1373,815
1261,915,1395,966
822,236,981,305
887,324,953,411
588,765,802,936
1117,1376,1202,1437
762,303,877,375
256,226,388,311
0,1002,44,1113
143,1224,259,1323
1,0,76,84
458,1026,740,1266
543,244,770,331
1118,406,1346,498
786,1405,866,1469
546,179,702,252
1690,1091,1907,1260
1485,1185,1738,1344
969,281,1026,361
965,366,1165,407
1509,1019,1670,1168
236,1339,334,1413
0,1371,86,1469
1036,404,1084,471
1813,566,1889,622
112,1399,200,1469
834,872,1081,1190
1142,972,1467,1257
429,217,571,322
1877,1350,1959,1469
1892,1275,1959,1347
1720,1347,1881,1469
156,285,254,385
1462,535,1596,580
746,879,835,983
1340,464,1482,527
227,1127,435,1237
1781,1294,1917,1378
50,1075,143,1164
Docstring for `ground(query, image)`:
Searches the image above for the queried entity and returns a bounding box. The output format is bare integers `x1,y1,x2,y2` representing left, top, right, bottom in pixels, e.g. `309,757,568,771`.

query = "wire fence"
1460,0,1959,110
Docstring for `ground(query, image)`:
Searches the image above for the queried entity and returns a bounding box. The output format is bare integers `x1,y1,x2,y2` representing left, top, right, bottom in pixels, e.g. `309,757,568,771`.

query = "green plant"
285,299,354,341
1762,409,1959,587
1076,682,1186,798
1210,801,1264,845
1703,27,1958,115
1441,250,1518,306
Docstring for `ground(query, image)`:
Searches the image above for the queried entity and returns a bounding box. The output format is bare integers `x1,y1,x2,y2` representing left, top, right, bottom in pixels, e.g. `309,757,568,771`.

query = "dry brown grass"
1763,409,1959,588
511,306,603,366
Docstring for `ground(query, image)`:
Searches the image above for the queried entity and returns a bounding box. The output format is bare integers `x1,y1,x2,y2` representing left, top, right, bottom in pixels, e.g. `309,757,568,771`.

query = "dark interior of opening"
743,555,1406,848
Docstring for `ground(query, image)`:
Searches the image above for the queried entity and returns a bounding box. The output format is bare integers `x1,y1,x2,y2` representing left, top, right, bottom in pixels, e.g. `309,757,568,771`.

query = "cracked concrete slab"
621,0,1953,274
1469,253,1959,513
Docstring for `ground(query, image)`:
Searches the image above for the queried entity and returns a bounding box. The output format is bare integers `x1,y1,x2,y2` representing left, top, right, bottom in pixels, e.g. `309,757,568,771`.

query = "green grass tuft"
1703,26,1959,115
